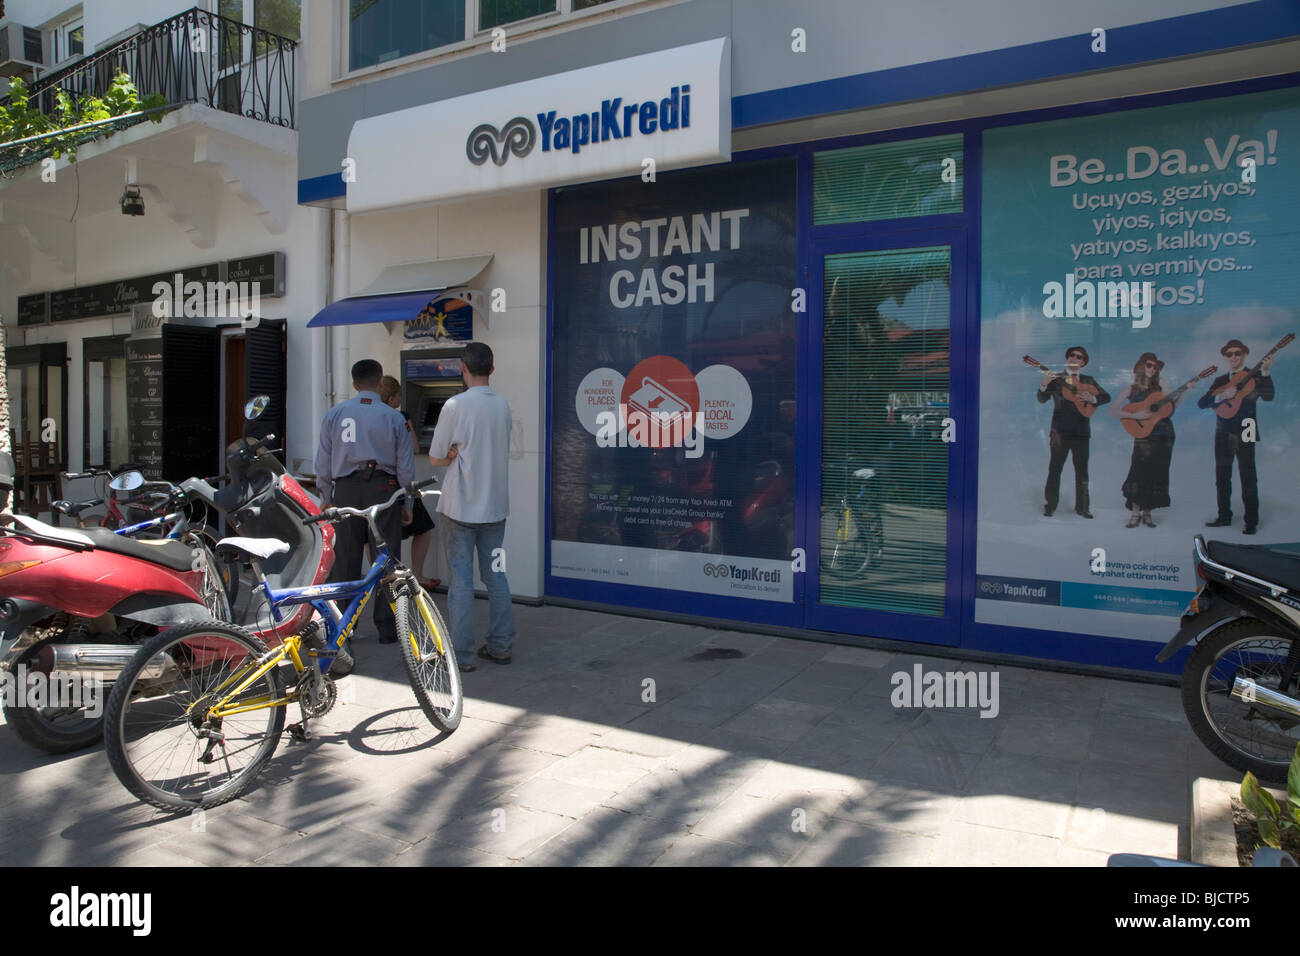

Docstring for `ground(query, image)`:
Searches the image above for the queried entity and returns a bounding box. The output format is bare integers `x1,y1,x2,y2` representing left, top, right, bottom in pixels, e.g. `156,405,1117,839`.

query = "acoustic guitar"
1121,367,1217,439
1212,333,1294,419
1023,355,1101,417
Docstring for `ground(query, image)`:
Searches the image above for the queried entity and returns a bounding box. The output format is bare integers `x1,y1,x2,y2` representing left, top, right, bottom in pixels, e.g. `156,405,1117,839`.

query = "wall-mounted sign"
16,292,47,326
125,337,165,478
346,38,730,212
404,295,472,342
226,252,286,298
19,253,284,325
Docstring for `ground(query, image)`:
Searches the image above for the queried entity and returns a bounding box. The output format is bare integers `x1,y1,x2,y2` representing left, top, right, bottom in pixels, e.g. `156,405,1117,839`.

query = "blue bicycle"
102,477,462,811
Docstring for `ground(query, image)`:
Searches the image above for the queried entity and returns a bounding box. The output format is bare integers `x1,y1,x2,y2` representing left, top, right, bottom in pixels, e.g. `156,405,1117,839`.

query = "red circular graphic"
618,356,700,448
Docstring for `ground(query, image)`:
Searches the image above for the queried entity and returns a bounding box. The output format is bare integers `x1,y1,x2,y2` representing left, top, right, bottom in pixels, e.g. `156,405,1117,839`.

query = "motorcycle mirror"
245,395,271,421
108,471,145,492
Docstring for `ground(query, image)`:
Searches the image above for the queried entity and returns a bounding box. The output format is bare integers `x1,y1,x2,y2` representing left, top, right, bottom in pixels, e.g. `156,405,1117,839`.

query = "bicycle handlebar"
303,477,439,527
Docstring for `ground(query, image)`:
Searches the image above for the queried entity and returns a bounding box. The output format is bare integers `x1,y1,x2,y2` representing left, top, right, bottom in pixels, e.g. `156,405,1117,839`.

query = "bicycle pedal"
287,721,312,742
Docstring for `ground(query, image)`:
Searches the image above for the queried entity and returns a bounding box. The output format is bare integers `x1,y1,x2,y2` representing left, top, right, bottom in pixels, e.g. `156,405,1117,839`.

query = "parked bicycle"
825,460,885,579
103,477,461,811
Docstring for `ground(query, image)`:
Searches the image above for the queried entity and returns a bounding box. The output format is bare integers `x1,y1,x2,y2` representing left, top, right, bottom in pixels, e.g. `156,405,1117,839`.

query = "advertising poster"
978,86,1300,642
551,158,797,601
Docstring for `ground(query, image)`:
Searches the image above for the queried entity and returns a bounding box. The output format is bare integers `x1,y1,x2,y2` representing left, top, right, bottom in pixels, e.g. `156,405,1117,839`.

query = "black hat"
1221,339,1249,356
1065,346,1089,366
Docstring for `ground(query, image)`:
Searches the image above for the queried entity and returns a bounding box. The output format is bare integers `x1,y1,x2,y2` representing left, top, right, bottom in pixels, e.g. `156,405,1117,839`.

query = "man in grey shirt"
428,342,515,671
316,358,414,647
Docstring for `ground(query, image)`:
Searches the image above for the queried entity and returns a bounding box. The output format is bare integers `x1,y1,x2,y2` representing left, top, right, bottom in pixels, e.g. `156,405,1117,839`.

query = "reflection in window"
821,247,951,616
479,0,557,31
350,0,466,70
815,134,963,225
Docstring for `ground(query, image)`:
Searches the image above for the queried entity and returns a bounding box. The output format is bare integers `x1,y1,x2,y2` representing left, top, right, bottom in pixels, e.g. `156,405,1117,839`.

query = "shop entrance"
807,231,967,646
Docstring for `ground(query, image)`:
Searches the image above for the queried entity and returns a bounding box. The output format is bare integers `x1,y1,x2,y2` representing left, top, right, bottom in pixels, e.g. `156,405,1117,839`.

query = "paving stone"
936,820,1061,866
393,839,514,866
1087,726,1189,774
867,743,982,793
1075,758,1188,823
898,710,1002,756
739,761,860,799
832,782,958,837
993,715,1095,760
652,832,785,866
1062,805,1180,857
692,790,844,859
541,746,660,791
788,818,938,866
435,804,576,859
158,810,303,866
820,645,896,668
596,726,695,758
522,807,684,866
602,769,732,826
720,697,833,743
497,776,616,818
257,824,409,866
954,793,1073,840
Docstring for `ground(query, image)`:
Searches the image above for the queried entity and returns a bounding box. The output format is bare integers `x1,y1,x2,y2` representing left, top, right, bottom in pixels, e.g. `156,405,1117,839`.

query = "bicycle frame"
203,541,446,720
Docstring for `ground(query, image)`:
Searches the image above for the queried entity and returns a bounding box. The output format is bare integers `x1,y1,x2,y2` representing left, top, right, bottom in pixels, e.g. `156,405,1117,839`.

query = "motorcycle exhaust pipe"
33,644,176,683
1231,677,1300,719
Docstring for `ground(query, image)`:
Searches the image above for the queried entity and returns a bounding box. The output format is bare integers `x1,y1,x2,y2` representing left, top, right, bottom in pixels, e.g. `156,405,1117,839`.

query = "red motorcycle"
0,396,334,753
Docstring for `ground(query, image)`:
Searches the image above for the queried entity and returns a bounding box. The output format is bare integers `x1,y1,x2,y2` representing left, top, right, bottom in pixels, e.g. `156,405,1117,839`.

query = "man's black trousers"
330,472,404,641
1213,429,1259,525
1045,429,1090,514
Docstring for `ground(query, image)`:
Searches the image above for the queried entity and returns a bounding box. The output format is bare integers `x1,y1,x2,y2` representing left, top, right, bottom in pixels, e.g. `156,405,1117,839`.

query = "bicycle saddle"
215,537,291,562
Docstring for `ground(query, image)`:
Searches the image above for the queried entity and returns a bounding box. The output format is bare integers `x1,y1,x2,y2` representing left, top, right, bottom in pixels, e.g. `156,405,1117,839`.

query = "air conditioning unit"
0,22,47,78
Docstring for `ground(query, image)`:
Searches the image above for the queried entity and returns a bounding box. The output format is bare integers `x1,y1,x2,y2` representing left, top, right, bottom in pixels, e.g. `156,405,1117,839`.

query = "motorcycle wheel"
1182,618,1300,785
196,525,241,612
1,640,106,754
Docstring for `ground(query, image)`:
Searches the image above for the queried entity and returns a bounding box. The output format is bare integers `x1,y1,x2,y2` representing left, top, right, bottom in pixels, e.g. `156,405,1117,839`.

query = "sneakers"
477,644,512,665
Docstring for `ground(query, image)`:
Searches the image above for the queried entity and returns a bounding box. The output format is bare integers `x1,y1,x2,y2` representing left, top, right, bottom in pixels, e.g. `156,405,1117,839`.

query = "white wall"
344,191,547,598
1,164,328,478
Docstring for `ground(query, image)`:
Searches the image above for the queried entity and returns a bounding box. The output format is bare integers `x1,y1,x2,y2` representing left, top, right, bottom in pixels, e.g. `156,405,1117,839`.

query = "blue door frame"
804,228,969,647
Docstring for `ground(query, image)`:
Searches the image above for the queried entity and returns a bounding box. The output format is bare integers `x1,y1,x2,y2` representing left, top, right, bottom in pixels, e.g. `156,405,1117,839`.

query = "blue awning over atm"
306,255,493,328
307,290,439,328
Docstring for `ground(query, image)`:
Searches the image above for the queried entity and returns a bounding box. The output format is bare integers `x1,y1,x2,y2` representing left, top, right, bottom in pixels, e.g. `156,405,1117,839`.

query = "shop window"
821,246,951,616
573,0,615,8
479,0,556,31
349,0,466,70
814,133,963,225
84,338,128,471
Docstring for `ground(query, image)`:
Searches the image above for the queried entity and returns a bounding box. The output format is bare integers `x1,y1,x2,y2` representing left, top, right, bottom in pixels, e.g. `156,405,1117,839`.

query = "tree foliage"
0,70,167,165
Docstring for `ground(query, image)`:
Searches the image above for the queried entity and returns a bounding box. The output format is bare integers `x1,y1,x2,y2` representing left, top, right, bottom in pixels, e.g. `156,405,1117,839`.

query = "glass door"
83,337,129,470
808,232,966,645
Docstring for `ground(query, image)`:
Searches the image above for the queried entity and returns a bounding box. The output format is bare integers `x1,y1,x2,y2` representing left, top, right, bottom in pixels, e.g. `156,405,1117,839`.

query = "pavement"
0,599,1240,866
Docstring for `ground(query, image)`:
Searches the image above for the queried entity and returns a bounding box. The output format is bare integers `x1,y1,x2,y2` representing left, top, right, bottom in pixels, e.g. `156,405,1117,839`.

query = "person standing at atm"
315,359,414,645
428,342,515,672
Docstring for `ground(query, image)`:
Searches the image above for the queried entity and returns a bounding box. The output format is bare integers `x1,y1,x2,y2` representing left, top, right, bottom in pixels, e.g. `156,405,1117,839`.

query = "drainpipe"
321,208,334,414
332,208,351,401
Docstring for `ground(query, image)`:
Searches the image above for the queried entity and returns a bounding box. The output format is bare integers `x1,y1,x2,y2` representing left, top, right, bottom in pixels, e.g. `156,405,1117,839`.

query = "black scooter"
1157,534,1300,784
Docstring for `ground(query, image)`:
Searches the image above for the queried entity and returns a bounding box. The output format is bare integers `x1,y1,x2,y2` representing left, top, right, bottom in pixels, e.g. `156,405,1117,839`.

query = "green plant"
1240,741,1300,849
0,71,167,164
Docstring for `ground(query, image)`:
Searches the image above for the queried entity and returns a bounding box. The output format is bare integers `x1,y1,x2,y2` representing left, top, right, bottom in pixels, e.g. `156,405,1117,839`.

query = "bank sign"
347,38,729,212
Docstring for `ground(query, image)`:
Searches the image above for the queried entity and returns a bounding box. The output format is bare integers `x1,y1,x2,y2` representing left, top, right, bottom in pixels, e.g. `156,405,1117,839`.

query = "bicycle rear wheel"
395,586,462,733
104,622,285,811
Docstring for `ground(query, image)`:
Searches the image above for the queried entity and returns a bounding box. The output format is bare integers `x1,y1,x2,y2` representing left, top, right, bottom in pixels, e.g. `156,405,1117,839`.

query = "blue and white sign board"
346,38,730,213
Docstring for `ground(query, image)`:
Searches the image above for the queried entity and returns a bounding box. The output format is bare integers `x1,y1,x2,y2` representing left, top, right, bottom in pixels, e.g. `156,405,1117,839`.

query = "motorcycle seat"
1205,540,1300,594
81,528,197,573
215,537,291,562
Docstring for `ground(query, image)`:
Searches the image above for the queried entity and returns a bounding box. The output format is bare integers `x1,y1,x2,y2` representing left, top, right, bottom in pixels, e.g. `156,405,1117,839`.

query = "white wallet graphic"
627,376,689,424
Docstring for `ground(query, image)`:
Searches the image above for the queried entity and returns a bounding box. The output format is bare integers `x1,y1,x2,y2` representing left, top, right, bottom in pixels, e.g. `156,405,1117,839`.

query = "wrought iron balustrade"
21,6,297,129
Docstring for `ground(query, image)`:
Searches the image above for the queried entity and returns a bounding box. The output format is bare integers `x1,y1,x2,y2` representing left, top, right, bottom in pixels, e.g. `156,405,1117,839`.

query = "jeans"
443,518,516,665
1214,429,1259,524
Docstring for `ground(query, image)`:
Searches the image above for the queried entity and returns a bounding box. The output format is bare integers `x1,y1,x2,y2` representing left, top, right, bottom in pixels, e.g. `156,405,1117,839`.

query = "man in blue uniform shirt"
316,359,414,644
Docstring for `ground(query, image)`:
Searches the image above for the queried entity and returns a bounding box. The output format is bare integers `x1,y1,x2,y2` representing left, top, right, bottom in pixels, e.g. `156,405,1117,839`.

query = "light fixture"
120,185,145,216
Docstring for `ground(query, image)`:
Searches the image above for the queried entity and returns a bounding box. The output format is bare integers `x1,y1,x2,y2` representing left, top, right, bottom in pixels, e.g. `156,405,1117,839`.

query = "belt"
339,461,395,481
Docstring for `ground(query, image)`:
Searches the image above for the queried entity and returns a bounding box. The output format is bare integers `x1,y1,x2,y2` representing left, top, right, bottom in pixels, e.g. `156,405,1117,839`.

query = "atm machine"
401,346,467,453
400,345,466,586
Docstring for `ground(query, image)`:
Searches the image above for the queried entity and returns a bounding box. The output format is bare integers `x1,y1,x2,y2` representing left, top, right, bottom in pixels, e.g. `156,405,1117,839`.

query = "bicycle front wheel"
103,622,286,811
395,586,462,733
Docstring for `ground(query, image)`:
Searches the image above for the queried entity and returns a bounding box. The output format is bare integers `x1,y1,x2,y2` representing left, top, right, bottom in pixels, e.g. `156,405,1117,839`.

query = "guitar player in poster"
1035,346,1110,519
1198,338,1279,535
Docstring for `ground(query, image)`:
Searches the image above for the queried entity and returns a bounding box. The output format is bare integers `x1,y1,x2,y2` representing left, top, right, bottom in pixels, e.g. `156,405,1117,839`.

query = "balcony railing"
23,7,297,129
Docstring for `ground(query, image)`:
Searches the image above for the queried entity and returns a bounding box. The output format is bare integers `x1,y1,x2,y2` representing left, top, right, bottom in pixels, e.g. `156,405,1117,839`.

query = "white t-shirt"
429,385,511,524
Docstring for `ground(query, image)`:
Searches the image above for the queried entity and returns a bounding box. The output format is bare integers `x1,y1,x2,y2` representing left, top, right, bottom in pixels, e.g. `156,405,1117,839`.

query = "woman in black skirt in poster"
1113,352,1178,528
